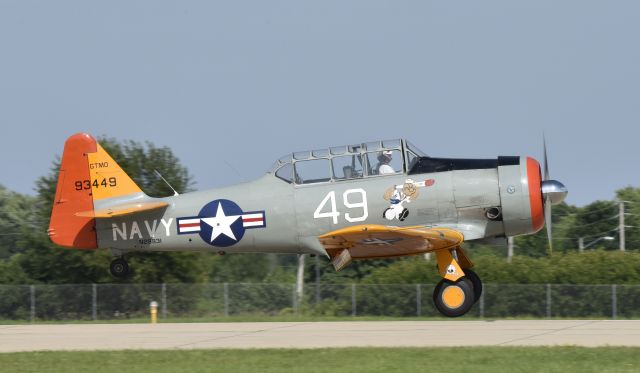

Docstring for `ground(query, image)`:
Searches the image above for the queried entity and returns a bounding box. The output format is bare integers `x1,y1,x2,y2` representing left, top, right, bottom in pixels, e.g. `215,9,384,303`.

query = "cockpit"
268,139,426,185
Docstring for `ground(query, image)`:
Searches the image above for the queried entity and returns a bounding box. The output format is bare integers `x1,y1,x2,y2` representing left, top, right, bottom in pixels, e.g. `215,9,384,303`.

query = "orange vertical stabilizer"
48,133,98,249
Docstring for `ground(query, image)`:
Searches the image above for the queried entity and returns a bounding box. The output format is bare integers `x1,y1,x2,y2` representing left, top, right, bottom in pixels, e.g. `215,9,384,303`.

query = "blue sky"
1,1,638,206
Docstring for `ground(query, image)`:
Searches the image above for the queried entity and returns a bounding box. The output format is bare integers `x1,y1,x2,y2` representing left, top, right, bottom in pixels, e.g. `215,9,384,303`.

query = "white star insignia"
201,203,240,243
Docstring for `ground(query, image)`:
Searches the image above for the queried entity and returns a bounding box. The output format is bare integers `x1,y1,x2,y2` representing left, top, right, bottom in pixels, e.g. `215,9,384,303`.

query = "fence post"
351,284,357,317
416,284,421,317
612,284,617,320
223,283,229,317
292,284,298,315
161,283,167,319
30,285,35,323
315,255,320,307
92,284,97,321
546,283,552,318
479,287,485,318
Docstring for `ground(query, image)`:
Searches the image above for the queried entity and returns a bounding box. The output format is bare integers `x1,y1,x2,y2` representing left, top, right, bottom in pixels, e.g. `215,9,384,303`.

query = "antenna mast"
154,169,179,196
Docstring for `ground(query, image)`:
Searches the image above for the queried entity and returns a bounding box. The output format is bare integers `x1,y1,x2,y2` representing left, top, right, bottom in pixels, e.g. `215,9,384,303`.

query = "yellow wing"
318,224,464,271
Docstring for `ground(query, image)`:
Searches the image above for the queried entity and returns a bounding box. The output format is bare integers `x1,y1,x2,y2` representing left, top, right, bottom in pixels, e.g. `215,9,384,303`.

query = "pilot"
377,150,395,174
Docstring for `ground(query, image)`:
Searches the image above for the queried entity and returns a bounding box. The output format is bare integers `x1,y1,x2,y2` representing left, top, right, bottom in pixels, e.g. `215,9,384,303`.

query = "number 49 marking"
314,188,368,224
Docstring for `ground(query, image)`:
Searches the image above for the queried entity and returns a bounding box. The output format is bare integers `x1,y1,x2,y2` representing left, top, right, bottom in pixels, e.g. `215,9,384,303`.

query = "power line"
569,215,618,229
554,205,618,218
618,200,640,204
552,227,620,241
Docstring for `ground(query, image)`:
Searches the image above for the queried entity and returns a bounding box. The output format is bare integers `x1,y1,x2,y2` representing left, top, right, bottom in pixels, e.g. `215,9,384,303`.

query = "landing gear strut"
432,246,482,317
110,257,130,278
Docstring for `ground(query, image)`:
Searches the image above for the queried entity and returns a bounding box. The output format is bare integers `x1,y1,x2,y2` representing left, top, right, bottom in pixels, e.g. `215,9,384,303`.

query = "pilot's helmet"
378,150,393,162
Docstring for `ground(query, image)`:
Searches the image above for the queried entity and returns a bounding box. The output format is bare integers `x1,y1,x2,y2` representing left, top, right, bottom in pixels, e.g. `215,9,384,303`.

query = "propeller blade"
543,133,552,253
545,195,553,253
543,134,550,181
541,134,569,253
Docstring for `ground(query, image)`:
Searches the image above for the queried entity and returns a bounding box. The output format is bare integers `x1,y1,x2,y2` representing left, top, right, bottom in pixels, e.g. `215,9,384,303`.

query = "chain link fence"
1,283,639,321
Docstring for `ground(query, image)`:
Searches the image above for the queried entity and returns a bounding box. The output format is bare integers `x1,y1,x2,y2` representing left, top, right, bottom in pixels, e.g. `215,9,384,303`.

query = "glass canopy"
268,139,425,185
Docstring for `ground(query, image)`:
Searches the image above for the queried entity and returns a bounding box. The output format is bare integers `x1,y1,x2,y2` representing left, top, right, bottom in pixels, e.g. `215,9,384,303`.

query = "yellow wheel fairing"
435,248,465,282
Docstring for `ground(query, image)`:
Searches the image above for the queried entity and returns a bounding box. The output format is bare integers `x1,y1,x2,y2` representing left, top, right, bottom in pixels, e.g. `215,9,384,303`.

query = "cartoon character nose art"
382,179,434,221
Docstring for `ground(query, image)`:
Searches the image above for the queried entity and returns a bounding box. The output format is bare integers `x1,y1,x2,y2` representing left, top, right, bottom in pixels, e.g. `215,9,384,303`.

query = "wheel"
463,268,483,303
433,278,475,317
110,258,130,278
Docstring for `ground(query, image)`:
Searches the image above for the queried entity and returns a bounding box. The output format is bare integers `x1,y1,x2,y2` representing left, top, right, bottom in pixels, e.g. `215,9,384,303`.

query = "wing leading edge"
318,225,464,271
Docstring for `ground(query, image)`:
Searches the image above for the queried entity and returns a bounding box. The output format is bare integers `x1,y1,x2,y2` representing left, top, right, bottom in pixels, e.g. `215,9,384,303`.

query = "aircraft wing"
75,201,169,218
318,225,464,271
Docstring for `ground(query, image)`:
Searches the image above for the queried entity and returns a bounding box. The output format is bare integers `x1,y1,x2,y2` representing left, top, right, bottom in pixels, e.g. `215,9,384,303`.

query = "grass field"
1,347,639,373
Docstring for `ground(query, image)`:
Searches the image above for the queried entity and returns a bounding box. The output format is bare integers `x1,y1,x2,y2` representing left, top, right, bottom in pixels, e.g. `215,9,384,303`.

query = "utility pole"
507,236,514,262
578,237,584,253
619,201,626,251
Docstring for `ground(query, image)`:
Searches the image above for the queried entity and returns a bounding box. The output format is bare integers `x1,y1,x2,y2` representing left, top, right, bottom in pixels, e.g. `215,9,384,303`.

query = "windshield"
405,140,426,157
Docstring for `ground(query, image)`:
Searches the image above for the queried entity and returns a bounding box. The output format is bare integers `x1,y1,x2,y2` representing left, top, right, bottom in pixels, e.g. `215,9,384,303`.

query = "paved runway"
1,320,640,352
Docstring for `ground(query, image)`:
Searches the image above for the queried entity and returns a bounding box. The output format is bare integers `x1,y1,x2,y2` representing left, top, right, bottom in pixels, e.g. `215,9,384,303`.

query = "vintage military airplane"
48,133,567,317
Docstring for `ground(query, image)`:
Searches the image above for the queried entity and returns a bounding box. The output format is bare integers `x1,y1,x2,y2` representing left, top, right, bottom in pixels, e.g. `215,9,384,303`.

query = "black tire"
463,268,483,303
110,258,130,278
433,278,475,317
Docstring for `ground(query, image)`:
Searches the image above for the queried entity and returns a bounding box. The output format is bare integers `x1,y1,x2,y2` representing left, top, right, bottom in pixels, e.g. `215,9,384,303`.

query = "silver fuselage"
97,155,542,257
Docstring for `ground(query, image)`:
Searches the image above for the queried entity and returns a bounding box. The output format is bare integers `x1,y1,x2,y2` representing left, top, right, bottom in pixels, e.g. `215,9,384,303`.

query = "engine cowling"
499,156,548,237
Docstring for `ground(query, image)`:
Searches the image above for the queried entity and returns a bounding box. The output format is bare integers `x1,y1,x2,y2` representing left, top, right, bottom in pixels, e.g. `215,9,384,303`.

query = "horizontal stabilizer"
75,201,169,218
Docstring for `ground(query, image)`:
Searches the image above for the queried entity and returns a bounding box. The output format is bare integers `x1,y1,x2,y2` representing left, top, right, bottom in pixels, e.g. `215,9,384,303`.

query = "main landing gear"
110,257,130,278
432,247,482,317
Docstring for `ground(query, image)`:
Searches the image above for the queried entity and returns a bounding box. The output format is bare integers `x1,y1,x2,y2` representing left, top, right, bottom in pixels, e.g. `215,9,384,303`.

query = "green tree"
567,200,619,251
616,187,640,251
0,185,40,259
0,254,31,284
361,251,640,285
513,202,578,257
207,254,281,283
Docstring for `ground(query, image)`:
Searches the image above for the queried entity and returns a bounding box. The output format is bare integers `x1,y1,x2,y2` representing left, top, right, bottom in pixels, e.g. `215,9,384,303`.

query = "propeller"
540,135,568,254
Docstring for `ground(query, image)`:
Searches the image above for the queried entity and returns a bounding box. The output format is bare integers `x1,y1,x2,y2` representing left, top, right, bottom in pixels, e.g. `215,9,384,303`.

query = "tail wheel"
110,258,130,278
433,278,475,317
463,268,483,303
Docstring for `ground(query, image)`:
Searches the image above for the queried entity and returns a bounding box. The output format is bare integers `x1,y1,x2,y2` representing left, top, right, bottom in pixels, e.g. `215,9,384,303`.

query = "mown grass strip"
1,347,638,373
